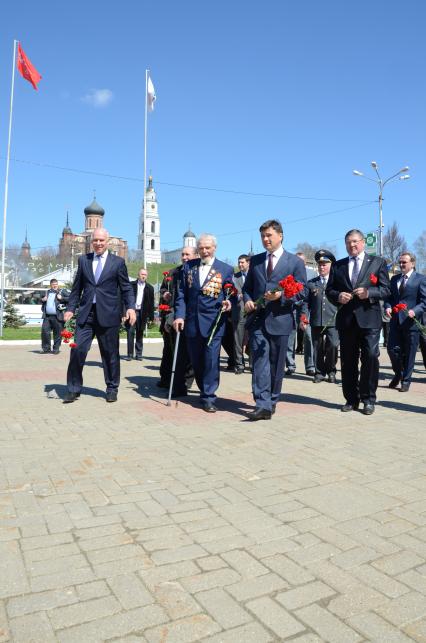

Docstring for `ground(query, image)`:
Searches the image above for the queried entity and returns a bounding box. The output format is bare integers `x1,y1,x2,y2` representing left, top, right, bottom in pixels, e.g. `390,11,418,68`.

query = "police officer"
301,250,339,382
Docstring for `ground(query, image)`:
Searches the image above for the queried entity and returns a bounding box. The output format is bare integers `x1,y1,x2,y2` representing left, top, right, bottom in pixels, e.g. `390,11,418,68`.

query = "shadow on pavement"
283,392,342,410
44,383,105,399
380,400,426,415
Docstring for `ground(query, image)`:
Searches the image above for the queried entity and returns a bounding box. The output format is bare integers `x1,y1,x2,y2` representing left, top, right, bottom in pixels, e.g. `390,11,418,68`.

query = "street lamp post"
352,162,410,257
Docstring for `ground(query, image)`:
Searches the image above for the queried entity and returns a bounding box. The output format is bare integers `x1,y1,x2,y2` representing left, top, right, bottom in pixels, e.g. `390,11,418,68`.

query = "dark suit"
175,257,234,404
326,254,390,405
125,280,154,358
243,250,307,411
302,276,339,377
41,289,69,353
159,266,194,394
385,271,426,385
66,252,135,394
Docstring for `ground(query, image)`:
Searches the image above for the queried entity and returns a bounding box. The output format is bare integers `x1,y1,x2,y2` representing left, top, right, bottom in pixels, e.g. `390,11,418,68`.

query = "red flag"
17,43,42,90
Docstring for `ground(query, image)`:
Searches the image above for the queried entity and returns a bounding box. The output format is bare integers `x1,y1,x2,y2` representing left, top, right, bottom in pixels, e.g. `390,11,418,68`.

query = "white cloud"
81,88,114,108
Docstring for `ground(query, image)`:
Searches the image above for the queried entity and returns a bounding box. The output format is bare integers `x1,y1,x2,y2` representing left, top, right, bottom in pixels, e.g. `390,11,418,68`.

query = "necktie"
94,255,103,283
399,275,407,297
321,277,325,286
351,256,360,288
267,253,274,279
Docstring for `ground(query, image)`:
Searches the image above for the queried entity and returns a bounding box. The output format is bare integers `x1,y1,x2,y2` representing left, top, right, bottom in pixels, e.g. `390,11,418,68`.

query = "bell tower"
138,175,161,264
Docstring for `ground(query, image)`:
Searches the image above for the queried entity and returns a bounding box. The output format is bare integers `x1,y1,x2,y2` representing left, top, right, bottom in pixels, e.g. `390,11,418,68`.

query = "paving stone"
375,591,426,626
227,573,288,601
144,614,221,642
56,605,168,643
352,563,410,598
201,621,273,642
0,541,30,598
0,601,10,643
332,545,381,569
295,604,363,642
107,573,154,609
7,588,78,618
196,588,251,628
75,580,111,601
403,617,426,641
10,612,56,643
396,569,426,594
262,554,315,585
220,550,269,578
372,550,425,576
140,561,200,591
181,568,240,593
150,544,207,565
276,580,336,610
348,611,415,642
328,585,389,618
246,596,305,638
153,580,200,619
197,555,228,571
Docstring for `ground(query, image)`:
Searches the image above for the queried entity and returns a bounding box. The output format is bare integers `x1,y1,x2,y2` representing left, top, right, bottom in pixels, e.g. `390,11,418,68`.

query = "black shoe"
171,389,188,398
313,374,325,383
106,391,118,403
306,369,316,376
156,381,170,389
388,375,401,389
52,351,60,355
63,392,80,403
135,356,143,361
271,405,276,415
123,356,132,361
328,373,336,383
40,349,51,354
362,403,375,415
234,368,244,374
226,365,234,371
286,369,295,376
400,382,410,392
341,402,359,412
248,408,271,421
202,402,217,413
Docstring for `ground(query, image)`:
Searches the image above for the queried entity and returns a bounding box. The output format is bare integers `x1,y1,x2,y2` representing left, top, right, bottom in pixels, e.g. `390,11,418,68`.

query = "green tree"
3,292,26,328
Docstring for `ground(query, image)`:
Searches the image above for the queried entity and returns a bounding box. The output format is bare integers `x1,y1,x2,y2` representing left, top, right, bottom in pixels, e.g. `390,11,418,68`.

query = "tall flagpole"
0,39,18,337
143,69,149,270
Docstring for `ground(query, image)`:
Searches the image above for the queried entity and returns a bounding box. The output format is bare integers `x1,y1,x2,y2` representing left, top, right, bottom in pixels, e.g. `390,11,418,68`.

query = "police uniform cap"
315,249,336,264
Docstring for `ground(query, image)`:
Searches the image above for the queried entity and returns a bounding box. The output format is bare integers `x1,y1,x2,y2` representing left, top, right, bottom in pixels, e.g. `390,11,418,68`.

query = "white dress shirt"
92,250,108,277
199,259,214,285
398,269,413,290
264,246,284,273
136,281,146,310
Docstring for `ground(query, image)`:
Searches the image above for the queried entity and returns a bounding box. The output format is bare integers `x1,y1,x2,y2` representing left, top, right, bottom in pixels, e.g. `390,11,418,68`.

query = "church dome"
84,198,105,216
183,229,196,238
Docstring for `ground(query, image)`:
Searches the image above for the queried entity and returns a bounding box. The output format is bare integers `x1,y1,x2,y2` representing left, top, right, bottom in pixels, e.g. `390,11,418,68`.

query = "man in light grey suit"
243,220,307,420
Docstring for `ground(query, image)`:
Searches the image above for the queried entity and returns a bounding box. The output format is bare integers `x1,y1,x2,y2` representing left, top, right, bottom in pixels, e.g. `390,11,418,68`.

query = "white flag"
147,76,156,111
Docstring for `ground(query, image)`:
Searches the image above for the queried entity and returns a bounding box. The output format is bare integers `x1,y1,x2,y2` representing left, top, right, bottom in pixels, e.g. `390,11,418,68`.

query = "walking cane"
166,330,181,406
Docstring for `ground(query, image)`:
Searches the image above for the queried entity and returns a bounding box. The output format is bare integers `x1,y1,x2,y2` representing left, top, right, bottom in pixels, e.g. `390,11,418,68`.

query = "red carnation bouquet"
252,274,304,310
158,304,171,313
392,302,426,336
60,319,77,348
207,282,238,346
300,313,309,325
369,273,378,285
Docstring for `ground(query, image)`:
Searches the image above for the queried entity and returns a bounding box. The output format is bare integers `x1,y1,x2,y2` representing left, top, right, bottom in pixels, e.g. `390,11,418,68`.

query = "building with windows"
59,197,128,266
162,226,198,264
138,176,161,264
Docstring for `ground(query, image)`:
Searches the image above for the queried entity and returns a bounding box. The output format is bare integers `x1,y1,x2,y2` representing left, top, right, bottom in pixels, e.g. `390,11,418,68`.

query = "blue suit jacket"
67,252,135,327
175,258,234,338
385,271,426,330
243,250,307,335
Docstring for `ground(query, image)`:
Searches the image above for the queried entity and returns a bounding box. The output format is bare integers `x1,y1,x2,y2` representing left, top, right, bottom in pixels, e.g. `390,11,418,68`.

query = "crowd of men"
43,224,426,415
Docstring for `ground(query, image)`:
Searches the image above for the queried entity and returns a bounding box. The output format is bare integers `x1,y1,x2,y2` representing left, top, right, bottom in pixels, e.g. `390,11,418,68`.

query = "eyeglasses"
399,261,409,264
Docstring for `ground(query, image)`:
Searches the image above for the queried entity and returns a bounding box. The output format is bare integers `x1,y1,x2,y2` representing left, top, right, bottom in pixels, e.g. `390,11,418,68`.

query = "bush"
3,291,26,328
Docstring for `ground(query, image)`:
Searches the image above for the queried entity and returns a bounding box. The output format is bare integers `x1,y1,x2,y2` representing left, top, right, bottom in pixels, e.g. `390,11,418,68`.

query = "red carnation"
69,342,77,348
158,304,171,312
370,273,378,285
166,276,172,282
162,271,169,276
223,282,238,296
392,303,408,313
279,275,304,299
300,314,309,325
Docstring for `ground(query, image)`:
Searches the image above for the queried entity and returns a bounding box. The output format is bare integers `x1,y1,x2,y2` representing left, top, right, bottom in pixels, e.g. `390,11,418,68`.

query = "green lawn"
1,325,162,340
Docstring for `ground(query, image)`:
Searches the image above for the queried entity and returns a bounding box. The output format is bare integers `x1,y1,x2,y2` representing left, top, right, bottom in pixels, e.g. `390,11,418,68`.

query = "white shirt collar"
400,269,413,280
267,246,284,259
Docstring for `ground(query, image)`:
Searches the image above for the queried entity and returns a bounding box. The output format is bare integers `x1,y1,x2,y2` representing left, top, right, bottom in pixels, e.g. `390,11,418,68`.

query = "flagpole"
0,39,18,337
143,69,149,270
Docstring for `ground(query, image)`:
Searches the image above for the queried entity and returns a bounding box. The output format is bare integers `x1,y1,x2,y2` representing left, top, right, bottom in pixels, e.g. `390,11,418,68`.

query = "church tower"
20,228,31,261
138,176,161,264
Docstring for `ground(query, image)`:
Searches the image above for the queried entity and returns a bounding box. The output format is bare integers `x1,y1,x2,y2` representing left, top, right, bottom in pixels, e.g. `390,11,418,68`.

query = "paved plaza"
0,340,425,642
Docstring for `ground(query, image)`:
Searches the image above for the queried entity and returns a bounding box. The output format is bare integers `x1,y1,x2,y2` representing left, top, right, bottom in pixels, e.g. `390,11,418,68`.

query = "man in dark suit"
326,229,390,415
232,254,250,374
123,268,154,361
40,279,68,354
384,252,426,391
301,250,339,383
243,219,307,420
173,234,234,412
157,246,197,396
63,228,136,403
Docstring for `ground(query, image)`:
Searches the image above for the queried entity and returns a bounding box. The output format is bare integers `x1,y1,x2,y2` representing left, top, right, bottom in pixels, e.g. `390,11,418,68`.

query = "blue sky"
1,0,424,264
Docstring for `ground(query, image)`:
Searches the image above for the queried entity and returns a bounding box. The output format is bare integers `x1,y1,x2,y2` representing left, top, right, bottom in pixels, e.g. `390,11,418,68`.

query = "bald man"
63,228,135,403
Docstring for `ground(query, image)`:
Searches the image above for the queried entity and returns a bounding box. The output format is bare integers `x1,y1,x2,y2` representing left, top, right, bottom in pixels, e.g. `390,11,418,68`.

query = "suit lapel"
96,252,112,285
86,253,96,284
